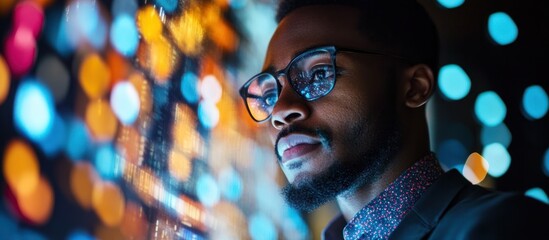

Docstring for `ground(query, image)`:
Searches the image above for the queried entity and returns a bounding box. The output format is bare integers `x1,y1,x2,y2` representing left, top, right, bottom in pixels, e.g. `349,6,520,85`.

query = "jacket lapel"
389,170,471,239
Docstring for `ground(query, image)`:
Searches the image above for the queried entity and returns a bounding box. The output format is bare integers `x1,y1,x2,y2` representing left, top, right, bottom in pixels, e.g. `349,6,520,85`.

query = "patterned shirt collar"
324,153,444,240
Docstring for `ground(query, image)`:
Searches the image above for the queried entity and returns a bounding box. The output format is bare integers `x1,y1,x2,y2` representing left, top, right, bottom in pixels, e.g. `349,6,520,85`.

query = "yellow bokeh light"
463,152,490,184
17,176,54,224
85,99,118,141
92,181,126,227
208,19,239,52
95,225,125,240
120,202,149,239
0,55,10,105
79,53,111,99
168,8,204,56
149,36,176,83
70,161,99,209
168,149,192,182
136,6,162,43
129,72,152,120
3,139,40,197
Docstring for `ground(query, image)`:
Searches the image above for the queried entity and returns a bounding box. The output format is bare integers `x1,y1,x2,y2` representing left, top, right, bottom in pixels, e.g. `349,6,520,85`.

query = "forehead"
264,5,372,70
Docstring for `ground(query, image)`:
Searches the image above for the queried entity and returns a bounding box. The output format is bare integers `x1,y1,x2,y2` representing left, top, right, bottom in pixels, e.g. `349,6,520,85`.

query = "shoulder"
431,187,549,239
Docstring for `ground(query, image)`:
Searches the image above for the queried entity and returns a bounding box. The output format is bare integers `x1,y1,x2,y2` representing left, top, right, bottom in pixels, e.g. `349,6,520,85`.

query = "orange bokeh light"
92,181,126,227
107,50,130,86
173,103,205,159
463,152,490,184
0,0,15,15
17,176,54,225
85,99,118,141
169,8,204,56
149,36,176,83
136,6,162,43
70,161,99,209
208,19,238,52
168,149,192,182
3,139,40,197
79,53,111,99
0,55,10,105
116,126,142,165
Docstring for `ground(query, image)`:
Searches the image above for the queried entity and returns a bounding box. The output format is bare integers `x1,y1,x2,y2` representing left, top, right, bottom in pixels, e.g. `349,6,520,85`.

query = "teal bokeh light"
155,0,178,13
437,0,465,9
249,213,277,240
438,64,471,100
14,80,55,142
481,123,512,148
543,148,549,177
196,174,220,207
488,12,519,45
181,72,200,104
94,144,124,180
522,85,548,120
110,81,140,125
475,91,507,127
482,143,511,178
110,14,139,57
525,188,549,204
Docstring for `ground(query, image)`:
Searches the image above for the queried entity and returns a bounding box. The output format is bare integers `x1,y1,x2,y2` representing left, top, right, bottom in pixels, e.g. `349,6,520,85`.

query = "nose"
270,79,310,130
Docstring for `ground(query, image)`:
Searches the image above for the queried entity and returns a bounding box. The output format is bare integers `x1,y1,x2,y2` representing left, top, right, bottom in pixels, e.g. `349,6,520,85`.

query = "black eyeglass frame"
239,45,406,122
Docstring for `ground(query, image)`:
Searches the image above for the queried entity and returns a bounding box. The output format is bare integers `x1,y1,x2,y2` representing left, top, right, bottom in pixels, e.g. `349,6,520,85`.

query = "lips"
276,134,321,163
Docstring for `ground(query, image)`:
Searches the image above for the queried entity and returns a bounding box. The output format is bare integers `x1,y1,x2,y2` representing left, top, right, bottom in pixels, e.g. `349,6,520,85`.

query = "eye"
309,65,334,82
262,90,278,107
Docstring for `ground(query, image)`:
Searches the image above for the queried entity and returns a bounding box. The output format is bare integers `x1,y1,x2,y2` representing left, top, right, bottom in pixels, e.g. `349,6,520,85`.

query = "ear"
403,64,435,108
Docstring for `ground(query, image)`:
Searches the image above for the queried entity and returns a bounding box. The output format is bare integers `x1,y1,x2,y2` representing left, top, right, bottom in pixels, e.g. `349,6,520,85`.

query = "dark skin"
263,5,436,221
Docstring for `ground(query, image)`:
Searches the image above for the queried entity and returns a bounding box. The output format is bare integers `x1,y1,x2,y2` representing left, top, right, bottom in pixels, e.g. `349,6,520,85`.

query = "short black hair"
276,0,439,72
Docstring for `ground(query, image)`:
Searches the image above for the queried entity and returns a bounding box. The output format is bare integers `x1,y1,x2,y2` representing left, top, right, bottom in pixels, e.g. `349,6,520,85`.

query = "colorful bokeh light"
36,55,70,103
13,1,44,38
14,80,55,142
0,55,9,105
488,12,519,45
475,91,507,127
522,85,548,120
110,81,141,125
3,139,40,197
482,143,511,177
92,181,126,227
181,72,200,104
136,6,162,43
480,123,512,148
525,188,549,204
71,161,98,209
196,174,220,207
110,14,139,57
438,64,471,101
94,144,124,180
437,0,464,9
85,99,118,141
4,27,37,76
16,176,55,225
462,152,489,184
79,53,111,99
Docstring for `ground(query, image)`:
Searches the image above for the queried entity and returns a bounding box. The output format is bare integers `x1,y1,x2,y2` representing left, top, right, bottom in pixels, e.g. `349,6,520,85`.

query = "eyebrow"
263,45,328,73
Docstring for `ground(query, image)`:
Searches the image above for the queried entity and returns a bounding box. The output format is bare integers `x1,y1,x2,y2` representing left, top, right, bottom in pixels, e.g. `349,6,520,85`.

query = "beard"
279,106,401,212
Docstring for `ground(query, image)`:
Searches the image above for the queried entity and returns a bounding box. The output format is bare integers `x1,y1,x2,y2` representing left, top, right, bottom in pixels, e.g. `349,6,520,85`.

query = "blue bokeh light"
0,214,17,239
65,118,92,161
475,91,507,127
196,174,220,207
112,0,138,17
181,72,200,104
14,80,55,142
110,81,141,125
94,144,124,180
249,213,278,240
230,0,248,9
19,229,47,240
37,114,67,157
480,123,512,148
67,0,107,50
437,0,465,9
525,188,549,204
155,0,178,13
438,64,471,100
488,12,519,45
45,7,74,56
522,85,548,120
198,101,219,129
219,167,243,202
67,230,96,240
437,139,468,169
110,14,139,56
482,143,511,177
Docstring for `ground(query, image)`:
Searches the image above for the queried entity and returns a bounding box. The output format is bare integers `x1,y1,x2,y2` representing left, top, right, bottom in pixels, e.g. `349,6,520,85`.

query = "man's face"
263,5,402,211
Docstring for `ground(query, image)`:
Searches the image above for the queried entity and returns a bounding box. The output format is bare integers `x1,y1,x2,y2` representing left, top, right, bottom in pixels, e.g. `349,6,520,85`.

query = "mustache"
274,125,331,161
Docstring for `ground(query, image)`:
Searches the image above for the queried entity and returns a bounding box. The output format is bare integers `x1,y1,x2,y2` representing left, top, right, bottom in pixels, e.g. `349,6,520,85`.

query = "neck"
336,119,431,221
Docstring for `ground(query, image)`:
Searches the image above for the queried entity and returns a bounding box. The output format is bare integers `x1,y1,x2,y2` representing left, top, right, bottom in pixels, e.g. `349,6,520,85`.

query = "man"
239,0,549,239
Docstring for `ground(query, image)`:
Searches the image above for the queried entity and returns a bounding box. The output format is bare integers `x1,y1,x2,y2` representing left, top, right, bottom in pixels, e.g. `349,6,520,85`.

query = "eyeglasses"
239,46,405,122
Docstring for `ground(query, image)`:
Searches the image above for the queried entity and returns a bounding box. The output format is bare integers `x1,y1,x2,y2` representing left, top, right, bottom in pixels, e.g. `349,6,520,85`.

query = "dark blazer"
323,170,549,239
390,170,549,239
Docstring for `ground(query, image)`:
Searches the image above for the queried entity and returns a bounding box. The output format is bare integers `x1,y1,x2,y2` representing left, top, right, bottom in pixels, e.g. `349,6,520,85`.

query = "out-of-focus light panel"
488,12,518,45
522,85,548,120
482,143,511,177
13,80,55,141
437,0,464,9
475,91,507,127
438,64,471,100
